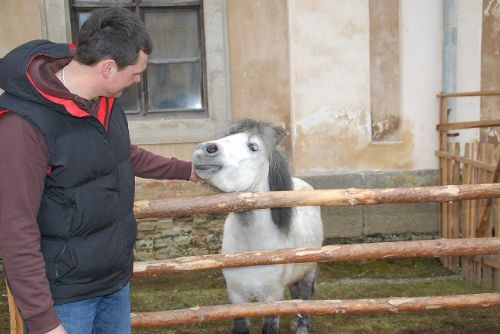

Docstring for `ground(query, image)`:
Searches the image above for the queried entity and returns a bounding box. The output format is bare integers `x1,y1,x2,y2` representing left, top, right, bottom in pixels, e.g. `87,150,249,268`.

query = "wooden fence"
436,90,500,288
8,183,500,332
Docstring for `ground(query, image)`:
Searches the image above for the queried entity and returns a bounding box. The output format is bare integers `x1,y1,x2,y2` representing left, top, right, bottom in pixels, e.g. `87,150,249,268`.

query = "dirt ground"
2,258,499,333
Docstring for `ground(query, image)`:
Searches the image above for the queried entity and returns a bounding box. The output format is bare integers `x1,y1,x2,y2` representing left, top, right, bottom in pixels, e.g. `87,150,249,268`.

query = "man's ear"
99,59,117,79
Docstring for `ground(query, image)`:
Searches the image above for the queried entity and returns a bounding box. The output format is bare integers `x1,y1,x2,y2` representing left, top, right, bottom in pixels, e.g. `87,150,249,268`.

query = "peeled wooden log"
133,237,500,276
134,183,500,218
130,292,500,327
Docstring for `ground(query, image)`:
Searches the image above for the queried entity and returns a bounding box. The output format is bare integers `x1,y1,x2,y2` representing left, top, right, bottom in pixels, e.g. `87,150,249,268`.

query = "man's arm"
129,144,194,180
0,113,61,333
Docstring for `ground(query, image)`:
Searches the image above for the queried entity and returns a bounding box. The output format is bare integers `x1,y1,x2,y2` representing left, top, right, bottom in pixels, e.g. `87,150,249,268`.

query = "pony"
192,119,324,334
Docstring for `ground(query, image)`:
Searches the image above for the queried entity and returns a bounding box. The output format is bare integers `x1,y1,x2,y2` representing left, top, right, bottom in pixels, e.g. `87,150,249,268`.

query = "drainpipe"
443,0,457,121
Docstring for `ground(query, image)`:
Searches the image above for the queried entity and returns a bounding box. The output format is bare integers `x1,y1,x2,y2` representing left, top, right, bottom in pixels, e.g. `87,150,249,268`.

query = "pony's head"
192,119,293,231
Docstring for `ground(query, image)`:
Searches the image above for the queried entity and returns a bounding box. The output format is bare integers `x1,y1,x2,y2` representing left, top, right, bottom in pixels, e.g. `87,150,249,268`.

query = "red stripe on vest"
25,52,114,122
0,109,10,117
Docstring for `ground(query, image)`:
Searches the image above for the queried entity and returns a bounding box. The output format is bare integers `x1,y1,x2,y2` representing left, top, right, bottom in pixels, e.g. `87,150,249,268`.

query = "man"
0,7,200,334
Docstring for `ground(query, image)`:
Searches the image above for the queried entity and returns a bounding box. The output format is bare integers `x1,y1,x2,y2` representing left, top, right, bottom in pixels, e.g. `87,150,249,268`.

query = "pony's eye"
248,142,259,152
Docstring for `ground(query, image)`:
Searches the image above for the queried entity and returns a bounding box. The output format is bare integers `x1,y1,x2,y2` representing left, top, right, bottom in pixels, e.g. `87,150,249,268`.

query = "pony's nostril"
206,143,218,154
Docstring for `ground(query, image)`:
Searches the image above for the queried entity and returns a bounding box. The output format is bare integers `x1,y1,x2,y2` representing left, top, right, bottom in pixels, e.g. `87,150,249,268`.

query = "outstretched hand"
189,167,204,183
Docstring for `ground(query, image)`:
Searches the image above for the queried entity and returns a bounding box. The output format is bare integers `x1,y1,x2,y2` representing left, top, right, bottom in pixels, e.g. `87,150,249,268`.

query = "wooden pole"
436,90,500,98
436,119,500,131
134,183,500,218
6,281,24,334
133,237,500,277
130,292,500,327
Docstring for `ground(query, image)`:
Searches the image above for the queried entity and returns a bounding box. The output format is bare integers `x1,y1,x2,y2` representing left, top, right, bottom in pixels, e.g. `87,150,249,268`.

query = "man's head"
75,7,152,69
74,7,153,97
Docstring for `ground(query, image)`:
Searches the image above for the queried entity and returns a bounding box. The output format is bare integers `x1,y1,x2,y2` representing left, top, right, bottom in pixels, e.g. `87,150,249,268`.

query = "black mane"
228,119,293,233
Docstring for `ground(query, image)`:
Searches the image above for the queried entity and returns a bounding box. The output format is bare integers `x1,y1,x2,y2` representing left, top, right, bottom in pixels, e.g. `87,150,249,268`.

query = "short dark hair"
75,7,153,69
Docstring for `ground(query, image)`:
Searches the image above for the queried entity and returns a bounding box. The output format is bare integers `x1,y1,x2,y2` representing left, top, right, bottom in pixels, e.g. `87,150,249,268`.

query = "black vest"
0,93,137,304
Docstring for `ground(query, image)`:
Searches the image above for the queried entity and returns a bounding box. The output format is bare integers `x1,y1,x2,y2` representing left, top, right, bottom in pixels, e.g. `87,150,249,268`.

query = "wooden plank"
131,293,500,327
437,119,500,131
436,90,500,98
133,237,500,276
6,281,24,334
471,144,482,284
470,143,479,239
477,144,500,236
134,183,500,219
478,144,488,238
435,151,496,172
462,144,472,280
444,143,453,268
451,143,461,272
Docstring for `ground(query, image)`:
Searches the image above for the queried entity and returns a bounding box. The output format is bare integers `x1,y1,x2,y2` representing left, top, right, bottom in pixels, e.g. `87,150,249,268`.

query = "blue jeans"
54,283,131,334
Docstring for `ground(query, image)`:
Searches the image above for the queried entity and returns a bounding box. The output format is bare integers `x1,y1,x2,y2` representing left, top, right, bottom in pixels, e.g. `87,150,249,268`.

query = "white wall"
450,0,483,145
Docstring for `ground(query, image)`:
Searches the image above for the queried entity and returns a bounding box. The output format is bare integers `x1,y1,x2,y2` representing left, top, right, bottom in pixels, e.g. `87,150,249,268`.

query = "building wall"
0,0,42,56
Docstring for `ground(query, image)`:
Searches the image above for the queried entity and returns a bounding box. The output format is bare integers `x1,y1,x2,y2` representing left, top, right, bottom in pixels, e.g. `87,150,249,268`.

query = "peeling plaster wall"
288,0,442,175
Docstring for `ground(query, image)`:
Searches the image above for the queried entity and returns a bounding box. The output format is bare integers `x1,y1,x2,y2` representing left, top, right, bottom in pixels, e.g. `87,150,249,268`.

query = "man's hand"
189,167,203,183
45,324,67,334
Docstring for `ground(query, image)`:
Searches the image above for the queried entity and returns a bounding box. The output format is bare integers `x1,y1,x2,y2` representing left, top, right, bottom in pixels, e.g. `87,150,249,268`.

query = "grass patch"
2,258,499,334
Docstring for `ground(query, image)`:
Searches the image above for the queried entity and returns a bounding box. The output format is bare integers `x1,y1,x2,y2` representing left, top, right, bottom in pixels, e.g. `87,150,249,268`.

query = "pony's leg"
233,318,250,334
260,288,284,334
228,290,251,334
262,316,280,334
289,267,318,334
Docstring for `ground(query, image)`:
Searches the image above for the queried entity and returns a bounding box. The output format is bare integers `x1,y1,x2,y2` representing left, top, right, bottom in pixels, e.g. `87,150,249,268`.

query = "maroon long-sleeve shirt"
0,52,193,333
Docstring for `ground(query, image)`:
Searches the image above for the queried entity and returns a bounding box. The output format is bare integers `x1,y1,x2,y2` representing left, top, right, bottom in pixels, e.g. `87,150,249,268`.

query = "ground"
3,257,496,333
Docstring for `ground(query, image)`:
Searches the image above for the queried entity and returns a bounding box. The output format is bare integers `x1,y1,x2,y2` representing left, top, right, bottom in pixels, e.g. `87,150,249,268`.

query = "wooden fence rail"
131,292,500,327
133,237,500,276
134,183,500,218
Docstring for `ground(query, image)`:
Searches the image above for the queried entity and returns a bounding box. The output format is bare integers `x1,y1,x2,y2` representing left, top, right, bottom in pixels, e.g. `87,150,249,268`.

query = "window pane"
77,12,92,29
119,83,140,114
73,0,131,3
147,63,202,111
144,10,200,60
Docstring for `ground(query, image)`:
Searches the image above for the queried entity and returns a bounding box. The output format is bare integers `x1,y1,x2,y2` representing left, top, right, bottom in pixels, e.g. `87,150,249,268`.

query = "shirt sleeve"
0,112,60,333
130,144,193,181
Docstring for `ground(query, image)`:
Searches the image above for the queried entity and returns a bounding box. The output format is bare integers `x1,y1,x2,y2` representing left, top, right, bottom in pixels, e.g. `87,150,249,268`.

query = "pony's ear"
272,126,288,145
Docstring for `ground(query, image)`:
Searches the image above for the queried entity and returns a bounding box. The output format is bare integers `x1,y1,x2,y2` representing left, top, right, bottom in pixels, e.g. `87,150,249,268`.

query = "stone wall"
134,178,226,261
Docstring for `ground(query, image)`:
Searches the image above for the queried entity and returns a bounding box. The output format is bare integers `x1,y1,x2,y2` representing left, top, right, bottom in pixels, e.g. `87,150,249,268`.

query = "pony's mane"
228,119,293,233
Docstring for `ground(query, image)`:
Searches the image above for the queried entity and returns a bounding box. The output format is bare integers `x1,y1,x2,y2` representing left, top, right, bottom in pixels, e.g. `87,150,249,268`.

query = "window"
70,0,207,120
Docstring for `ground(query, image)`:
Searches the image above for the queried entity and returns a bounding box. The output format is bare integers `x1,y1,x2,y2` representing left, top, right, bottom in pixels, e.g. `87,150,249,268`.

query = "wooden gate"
436,90,500,288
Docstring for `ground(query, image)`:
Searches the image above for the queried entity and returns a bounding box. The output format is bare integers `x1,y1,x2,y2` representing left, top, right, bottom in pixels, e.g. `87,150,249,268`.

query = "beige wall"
0,0,43,57
480,0,500,143
226,0,291,147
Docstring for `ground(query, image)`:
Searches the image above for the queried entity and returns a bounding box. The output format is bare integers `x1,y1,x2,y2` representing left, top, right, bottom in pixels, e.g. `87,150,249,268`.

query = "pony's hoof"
296,328,309,334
